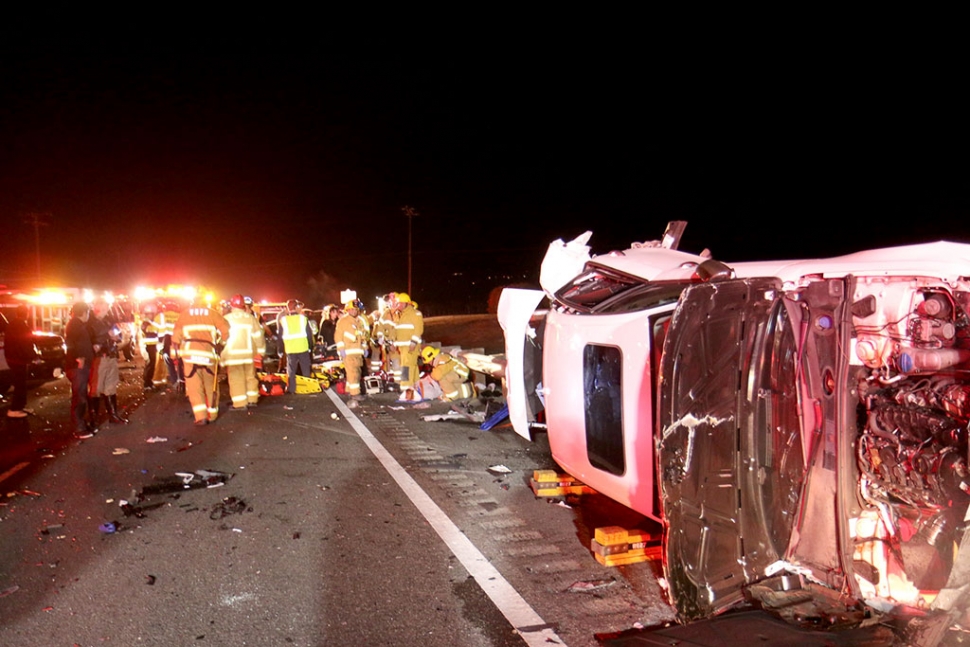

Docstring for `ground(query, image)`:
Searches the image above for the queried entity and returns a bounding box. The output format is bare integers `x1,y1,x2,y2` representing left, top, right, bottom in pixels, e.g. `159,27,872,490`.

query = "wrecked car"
499,222,970,645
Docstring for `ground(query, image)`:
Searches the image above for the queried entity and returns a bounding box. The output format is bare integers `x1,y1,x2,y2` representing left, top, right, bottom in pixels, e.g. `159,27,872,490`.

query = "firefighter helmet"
421,346,440,363
287,299,304,312
230,294,245,309
396,292,411,304
344,300,359,311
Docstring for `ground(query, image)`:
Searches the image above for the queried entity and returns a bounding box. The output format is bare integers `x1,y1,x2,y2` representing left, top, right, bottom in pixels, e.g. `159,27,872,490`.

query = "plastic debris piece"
99,522,117,533
40,524,64,535
330,413,339,420
145,574,156,585
112,448,130,455
0,585,19,598
480,404,510,431
146,436,168,443
487,465,512,474
20,489,41,497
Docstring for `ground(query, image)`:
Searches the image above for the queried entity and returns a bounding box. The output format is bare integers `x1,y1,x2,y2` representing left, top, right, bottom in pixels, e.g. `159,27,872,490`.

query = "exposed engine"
853,285,970,603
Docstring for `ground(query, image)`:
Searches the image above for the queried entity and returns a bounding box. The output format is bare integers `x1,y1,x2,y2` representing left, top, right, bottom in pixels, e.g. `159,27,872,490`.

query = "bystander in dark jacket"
65,302,95,435
4,305,36,418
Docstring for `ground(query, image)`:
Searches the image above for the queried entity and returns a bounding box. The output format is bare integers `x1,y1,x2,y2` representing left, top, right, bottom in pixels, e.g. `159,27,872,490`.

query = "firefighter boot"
107,394,128,424
87,396,102,430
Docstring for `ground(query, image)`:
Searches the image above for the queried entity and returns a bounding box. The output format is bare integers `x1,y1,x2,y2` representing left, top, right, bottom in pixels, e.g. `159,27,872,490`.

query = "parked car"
0,310,67,394
499,222,970,645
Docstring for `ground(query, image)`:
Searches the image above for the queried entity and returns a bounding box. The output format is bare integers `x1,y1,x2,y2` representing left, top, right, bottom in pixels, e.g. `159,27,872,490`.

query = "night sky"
3,45,969,314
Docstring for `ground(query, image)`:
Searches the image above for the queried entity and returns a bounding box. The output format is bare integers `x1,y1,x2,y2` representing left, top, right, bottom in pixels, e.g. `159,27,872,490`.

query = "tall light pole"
402,206,419,295
23,211,50,283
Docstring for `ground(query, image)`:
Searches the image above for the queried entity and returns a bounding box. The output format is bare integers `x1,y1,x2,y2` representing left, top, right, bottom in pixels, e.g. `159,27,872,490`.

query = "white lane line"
326,392,566,647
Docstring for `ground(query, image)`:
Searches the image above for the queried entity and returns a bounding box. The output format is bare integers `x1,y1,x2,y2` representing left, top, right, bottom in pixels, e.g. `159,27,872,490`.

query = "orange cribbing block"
590,526,662,566
529,471,596,496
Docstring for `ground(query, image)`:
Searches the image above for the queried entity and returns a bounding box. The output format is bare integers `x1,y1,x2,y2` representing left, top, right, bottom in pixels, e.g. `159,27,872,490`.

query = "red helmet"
230,294,245,309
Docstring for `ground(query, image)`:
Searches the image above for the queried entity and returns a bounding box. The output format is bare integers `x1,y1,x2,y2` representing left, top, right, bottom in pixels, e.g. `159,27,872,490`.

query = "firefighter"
422,346,475,401
278,298,314,394
140,302,159,391
335,300,366,403
171,299,230,425
222,293,266,410
373,296,398,384
154,300,184,392
390,292,424,388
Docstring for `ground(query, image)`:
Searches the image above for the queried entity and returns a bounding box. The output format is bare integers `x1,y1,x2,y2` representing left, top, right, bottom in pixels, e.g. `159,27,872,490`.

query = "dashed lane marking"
327,390,567,647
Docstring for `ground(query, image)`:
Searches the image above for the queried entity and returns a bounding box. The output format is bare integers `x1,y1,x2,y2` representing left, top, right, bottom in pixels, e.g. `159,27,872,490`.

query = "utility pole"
23,212,51,283
401,206,419,295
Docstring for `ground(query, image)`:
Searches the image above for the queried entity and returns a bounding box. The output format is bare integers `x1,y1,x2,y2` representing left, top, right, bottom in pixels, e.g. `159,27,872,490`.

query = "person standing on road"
88,301,128,426
171,300,230,425
278,299,313,394
222,294,266,410
4,305,36,418
65,302,96,436
154,301,184,393
335,300,366,404
318,304,340,361
390,292,424,389
139,302,160,391
372,297,398,385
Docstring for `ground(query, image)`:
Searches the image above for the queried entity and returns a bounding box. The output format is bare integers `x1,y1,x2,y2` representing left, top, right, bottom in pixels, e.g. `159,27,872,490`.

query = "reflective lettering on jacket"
172,307,230,366
222,309,267,366
279,313,311,354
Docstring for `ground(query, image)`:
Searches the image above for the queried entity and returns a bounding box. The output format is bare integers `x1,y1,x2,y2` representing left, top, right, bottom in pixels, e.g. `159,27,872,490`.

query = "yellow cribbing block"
594,525,633,547
529,471,596,497
593,547,662,567
590,526,662,566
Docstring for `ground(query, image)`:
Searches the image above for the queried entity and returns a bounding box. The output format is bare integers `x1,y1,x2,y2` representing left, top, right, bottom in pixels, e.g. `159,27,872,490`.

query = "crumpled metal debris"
209,496,249,520
140,469,232,495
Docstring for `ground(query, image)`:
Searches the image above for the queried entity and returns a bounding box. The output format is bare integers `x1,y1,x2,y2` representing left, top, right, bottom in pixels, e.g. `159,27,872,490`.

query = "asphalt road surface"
0,316,673,647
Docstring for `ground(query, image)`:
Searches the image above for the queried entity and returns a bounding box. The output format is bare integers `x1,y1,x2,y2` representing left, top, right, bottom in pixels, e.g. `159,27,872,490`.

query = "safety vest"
155,310,180,338
222,309,266,366
279,313,311,354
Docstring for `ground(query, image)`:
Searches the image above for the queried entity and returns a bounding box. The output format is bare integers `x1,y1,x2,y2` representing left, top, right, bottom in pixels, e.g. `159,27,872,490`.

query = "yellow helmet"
396,292,411,304
344,300,358,311
421,346,439,363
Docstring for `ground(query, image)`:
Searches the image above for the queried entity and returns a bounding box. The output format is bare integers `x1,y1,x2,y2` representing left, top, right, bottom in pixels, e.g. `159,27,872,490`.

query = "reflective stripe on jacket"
222,308,267,365
335,314,365,357
172,307,230,366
